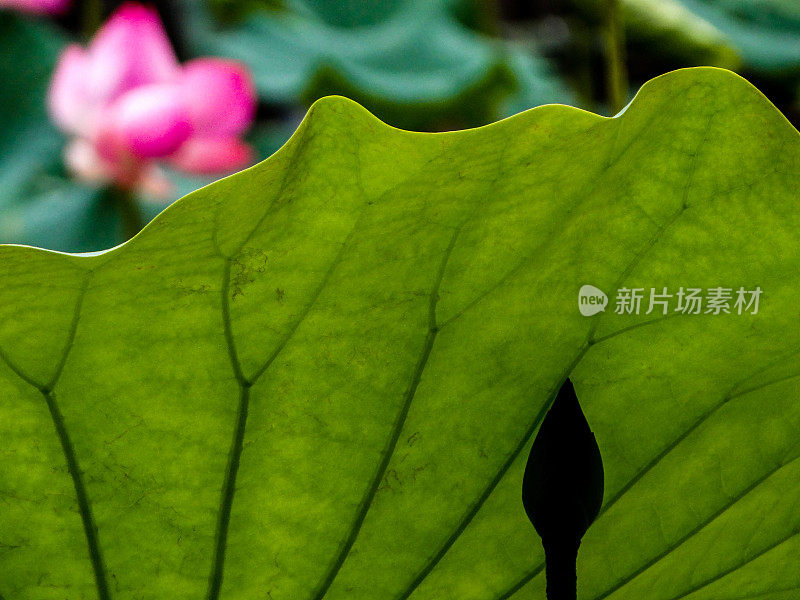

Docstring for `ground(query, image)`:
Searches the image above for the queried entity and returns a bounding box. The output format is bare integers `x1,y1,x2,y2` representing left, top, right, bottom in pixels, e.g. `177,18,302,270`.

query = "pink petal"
64,138,113,185
170,136,254,175
48,44,91,135
0,0,70,14
105,84,193,158
86,2,180,105
181,58,256,136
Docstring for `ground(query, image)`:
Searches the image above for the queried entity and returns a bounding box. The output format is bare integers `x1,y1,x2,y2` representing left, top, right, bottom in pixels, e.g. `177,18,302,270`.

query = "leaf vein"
589,453,800,600
0,273,110,600
311,216,470,600
494,366,800,599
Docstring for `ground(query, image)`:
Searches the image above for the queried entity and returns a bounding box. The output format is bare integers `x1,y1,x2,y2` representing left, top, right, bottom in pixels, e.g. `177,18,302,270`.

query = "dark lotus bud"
522,379,604,600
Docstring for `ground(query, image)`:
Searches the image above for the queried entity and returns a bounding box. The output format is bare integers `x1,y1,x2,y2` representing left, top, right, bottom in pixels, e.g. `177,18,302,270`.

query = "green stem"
113,187,144,241
478,0,501,37
573,21,597,113
82,0,104,40
604,0,628,115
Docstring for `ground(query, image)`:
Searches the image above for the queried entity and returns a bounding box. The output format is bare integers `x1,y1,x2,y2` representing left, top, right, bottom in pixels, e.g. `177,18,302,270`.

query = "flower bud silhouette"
522,379,604,600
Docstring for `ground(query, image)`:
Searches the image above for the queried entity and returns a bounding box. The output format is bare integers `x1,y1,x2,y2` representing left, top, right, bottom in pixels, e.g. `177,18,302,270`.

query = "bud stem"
543,538,580,600
112,186,144,241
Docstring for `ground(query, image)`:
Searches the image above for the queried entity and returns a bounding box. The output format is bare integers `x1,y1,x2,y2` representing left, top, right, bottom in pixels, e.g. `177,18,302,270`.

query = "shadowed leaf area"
0,67,799,600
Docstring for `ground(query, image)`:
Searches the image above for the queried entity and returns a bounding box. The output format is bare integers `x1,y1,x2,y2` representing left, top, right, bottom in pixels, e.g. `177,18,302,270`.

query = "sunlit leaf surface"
0,68,798,600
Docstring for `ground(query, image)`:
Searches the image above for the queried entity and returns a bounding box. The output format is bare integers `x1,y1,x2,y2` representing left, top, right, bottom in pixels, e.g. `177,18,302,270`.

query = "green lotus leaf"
179,0,572,129
572,0,800,75
679,0,800,73
0,67,798,600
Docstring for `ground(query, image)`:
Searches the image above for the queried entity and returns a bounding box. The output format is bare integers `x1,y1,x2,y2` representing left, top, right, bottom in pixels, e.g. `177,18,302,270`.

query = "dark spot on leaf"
231,247,269,299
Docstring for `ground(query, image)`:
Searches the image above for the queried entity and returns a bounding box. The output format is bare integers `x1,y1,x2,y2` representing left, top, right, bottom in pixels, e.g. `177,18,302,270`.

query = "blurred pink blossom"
0,0,70,14
48,2,256,196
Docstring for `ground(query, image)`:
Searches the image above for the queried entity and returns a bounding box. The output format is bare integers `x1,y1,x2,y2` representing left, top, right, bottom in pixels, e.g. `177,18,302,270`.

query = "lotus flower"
0,0,70,14
48,2,256,196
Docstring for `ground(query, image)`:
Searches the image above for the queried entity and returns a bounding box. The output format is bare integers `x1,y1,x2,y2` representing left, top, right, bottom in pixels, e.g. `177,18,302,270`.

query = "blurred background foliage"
2,0,800,252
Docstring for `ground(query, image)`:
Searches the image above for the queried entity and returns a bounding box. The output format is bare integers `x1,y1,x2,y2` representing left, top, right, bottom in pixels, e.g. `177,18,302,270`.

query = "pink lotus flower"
48,2,256,196
0,0,70,14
